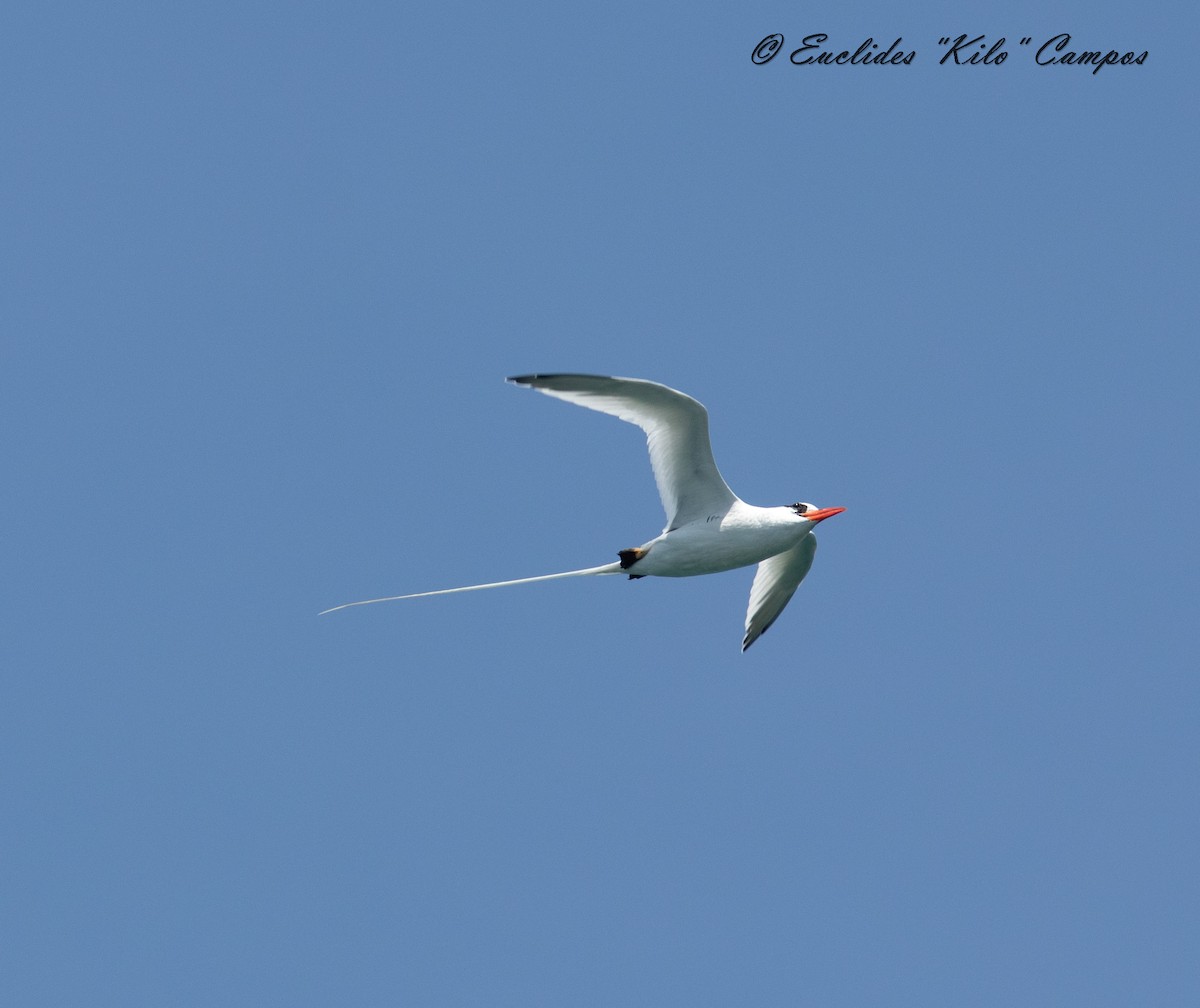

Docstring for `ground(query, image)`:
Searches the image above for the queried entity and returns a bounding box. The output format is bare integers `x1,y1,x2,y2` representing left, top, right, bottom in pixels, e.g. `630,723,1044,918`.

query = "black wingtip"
507,373,612,386
507,373,568,386
742,624,770,652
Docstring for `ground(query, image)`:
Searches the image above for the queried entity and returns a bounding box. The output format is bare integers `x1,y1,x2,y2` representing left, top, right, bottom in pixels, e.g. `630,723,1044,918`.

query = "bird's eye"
791,502,808,514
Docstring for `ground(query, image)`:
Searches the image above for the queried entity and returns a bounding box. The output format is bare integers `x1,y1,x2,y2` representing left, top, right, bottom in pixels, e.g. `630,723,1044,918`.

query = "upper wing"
742,534,817,651
507,374,740,530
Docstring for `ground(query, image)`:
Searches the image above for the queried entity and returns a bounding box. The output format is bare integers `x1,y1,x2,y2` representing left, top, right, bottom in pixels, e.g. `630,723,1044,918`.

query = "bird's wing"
507,374,739,530
742,534,817,651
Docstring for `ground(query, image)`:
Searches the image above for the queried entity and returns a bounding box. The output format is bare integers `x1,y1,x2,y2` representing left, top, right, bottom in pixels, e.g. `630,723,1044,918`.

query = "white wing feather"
507,374,739,530
742,534,817,651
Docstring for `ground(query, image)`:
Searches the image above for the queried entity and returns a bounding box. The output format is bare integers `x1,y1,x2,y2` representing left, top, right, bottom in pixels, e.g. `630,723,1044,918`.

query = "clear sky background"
4,2,1196,1005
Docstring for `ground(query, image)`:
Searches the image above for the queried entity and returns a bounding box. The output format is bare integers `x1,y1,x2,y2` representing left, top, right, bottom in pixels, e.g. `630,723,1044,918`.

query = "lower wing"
742,535,817,651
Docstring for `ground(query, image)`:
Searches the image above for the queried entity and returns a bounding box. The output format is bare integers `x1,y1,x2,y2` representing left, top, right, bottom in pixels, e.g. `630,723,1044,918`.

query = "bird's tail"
319,561,625,615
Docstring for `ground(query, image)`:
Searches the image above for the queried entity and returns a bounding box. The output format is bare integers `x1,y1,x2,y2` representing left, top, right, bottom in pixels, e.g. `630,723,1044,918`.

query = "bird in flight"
322,374,845,650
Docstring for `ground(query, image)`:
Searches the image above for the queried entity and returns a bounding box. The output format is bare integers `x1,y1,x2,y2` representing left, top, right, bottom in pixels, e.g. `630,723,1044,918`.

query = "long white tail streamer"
319,562,625,615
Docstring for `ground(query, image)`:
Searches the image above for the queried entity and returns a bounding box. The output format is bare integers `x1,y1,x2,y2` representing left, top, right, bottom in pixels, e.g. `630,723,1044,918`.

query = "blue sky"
4,1,1196,1005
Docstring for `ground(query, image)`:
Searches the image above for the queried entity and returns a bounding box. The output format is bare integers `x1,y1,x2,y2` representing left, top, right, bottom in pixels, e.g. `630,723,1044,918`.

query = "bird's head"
790,502,846,524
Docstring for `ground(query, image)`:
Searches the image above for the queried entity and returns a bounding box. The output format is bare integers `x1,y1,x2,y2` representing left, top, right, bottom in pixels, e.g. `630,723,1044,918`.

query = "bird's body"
323,373,844,650
621,503,814,579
